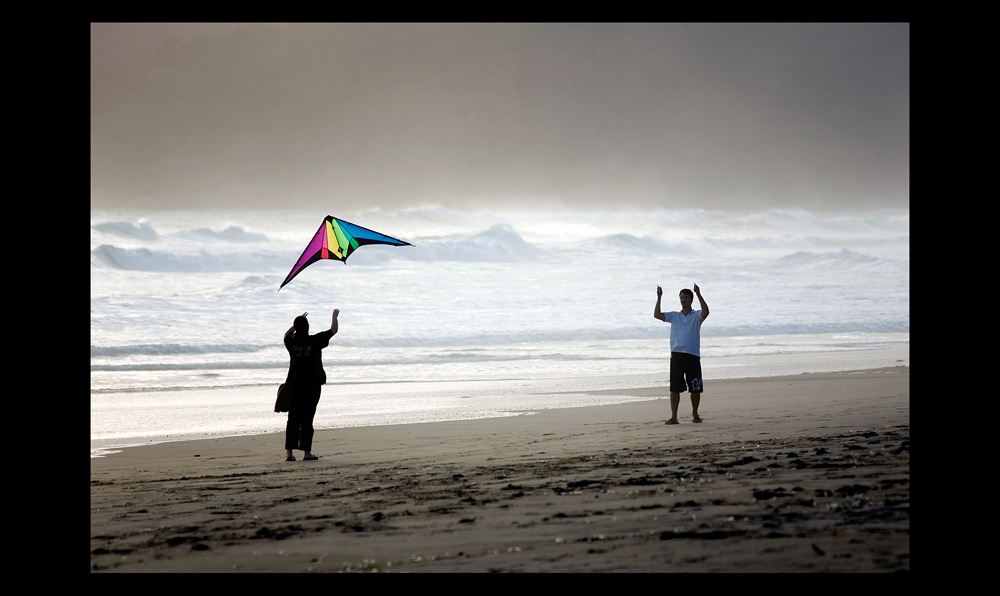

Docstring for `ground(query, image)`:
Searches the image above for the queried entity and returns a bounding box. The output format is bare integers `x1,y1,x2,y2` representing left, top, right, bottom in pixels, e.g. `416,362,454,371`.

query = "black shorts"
670,352,703,394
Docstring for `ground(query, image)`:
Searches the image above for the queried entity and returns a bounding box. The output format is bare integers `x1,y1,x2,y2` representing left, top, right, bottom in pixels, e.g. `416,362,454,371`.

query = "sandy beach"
90,367,909,573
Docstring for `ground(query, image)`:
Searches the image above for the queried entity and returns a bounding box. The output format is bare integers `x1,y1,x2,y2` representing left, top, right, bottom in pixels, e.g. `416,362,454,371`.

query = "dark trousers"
285,384,321,451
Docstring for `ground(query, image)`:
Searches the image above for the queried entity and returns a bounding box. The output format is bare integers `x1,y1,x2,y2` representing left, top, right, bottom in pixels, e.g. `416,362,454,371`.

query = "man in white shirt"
654,284,710,424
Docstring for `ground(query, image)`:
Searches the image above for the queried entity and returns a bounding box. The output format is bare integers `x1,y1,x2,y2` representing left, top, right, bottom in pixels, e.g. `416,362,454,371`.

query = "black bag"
274,383,291,413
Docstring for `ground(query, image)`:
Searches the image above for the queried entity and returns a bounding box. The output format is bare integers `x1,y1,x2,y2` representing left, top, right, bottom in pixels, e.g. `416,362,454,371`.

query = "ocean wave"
90,320,906,364
411,224,543,262
92,219,159,241
773,248,905,271
574,233,695,256
90,208,910,271
91,223,546,270
91,361,285,372
220,275,280,292
93,218,271,243
91,244,289,272
174,225,269,243
703,321,910,337
89,350,627,373
90,333,908,376
91,343,267,357
329,319,911,349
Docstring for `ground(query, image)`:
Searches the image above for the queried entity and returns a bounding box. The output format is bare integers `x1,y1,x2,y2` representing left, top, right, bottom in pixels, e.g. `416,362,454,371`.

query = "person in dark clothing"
283,309,339,461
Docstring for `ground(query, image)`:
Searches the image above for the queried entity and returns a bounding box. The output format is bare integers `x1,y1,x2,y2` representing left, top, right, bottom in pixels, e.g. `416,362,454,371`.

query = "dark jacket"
283,329,334,386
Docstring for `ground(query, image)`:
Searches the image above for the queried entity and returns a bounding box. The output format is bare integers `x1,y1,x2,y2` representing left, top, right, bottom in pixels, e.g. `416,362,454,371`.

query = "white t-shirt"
662,310,703,357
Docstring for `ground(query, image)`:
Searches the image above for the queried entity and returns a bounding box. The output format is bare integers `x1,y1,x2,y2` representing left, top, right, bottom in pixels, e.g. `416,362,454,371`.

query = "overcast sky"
90,23,909,212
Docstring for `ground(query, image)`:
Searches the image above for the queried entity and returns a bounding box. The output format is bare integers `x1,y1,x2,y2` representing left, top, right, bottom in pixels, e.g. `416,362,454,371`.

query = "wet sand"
90,367,909,572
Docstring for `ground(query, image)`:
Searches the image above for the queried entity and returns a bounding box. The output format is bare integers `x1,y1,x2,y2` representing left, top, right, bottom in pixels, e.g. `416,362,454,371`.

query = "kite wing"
278,215,412,290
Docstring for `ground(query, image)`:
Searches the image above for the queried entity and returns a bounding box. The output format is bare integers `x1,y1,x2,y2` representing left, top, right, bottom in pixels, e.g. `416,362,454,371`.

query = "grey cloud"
91,23,909,212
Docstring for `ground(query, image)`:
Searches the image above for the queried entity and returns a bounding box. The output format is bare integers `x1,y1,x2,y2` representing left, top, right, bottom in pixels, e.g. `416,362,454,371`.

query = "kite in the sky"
278,215,412,290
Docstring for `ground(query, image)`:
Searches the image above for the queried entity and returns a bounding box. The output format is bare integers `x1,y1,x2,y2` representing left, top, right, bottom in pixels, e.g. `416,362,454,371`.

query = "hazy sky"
91,23,909,212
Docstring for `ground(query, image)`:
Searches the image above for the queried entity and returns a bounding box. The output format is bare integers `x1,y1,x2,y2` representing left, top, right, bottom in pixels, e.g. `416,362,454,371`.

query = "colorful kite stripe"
279,216,411,290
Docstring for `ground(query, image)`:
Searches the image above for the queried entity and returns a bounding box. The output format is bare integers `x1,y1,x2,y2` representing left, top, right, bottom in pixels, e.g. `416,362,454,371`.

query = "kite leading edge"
278,215,412,291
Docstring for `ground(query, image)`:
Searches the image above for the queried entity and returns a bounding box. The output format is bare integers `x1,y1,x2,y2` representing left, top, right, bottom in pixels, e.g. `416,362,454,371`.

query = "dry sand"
90,367,909,573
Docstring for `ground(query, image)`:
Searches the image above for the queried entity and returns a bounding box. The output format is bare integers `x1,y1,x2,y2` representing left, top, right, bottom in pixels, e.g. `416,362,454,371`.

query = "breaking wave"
92,219,159,241
91,245,289,272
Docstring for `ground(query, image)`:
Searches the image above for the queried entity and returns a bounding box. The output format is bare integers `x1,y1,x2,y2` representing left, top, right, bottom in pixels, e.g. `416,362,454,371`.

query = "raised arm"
653,286,666,321
330,308,340,335
694,284,709,321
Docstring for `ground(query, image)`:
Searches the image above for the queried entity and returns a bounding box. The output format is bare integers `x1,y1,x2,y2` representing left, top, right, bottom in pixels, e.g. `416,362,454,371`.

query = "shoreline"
91,366,909,572
91,341,909,456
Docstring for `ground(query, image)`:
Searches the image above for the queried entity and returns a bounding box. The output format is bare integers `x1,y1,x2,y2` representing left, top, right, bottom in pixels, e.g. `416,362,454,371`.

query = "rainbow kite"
278,215,412,290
